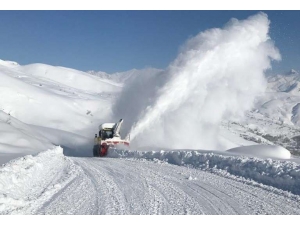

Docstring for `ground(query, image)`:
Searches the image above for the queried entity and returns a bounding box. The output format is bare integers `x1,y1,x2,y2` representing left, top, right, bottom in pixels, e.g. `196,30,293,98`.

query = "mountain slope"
0,111,53,165
87,68,163,84
256,69,300,126
0,60,120,135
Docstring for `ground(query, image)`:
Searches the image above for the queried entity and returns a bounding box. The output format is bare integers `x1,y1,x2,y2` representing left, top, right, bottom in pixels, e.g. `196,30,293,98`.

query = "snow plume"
114,13,281,150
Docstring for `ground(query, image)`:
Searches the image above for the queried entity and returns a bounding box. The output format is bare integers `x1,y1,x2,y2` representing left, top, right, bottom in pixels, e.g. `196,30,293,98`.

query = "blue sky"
0,10,299,74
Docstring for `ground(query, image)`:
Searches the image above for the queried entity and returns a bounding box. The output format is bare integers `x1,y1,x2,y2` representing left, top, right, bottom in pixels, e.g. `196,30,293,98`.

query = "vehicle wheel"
93,145,99,157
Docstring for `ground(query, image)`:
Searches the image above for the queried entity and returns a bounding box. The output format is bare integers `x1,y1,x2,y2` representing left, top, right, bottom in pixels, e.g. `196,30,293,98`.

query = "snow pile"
114,12,281,150
108,145,300,195
0,146,78,215
227,145,291,159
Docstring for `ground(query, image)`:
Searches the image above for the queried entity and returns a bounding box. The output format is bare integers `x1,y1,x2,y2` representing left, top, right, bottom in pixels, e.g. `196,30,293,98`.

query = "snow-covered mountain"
87,68,163,84
266,69,300,94
0,59,125,163
0,59,121,135
2,57,300,157
2,57,300,156
214,69,300,155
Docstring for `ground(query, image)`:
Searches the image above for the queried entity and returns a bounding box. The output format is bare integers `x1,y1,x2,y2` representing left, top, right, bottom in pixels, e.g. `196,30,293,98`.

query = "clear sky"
0,10,299,74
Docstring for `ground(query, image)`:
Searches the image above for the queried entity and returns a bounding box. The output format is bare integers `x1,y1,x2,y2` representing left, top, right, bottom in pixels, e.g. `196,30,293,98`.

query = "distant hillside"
87,68,163,84
267,69,300,94
253,69,300,126
0,59,120,135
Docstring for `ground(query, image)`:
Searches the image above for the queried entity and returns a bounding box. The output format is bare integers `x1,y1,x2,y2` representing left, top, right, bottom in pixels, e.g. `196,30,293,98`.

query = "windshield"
101,130,113,140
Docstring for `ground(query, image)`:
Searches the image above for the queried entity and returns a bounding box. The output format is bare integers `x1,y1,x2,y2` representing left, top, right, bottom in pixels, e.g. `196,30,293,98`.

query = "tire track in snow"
91,157,168,214
141,167,204,214
75,158,128,215
107,157,204,214
34,159,97,215
34,157,300,215
223,180,300,215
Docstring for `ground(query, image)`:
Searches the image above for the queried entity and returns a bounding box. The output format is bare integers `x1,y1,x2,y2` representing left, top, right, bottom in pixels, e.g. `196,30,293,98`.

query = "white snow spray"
113,12,281,150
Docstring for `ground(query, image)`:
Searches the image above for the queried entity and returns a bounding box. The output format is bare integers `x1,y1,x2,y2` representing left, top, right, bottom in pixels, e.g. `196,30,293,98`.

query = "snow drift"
227,145,291,159
114,12,281,150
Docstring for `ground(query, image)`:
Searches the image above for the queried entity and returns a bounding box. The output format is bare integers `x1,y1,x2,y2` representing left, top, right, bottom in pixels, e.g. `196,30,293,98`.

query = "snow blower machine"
93,119,130,157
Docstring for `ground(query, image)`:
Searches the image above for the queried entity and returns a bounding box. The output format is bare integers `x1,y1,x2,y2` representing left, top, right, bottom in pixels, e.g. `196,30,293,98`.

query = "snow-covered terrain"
0,59,119,135
256,69,300,127
223,69,300,156
1,147,300,215
1,12,300,215
87,68,163,84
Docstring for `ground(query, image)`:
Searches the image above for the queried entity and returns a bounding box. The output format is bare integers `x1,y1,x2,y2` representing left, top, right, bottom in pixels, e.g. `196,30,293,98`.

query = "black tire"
93,145,99,157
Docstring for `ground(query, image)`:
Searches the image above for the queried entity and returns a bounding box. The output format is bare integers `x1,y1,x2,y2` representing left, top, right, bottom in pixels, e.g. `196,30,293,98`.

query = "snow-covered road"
33,157,300,215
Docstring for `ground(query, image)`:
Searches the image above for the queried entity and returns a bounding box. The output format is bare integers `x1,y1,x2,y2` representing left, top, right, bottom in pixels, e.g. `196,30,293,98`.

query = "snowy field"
1,13,300,215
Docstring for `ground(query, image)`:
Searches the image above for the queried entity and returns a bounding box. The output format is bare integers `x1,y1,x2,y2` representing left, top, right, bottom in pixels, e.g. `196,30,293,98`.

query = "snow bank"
227,145,291,159
0,146,78,215
108,148,300,195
